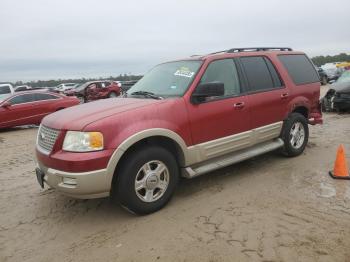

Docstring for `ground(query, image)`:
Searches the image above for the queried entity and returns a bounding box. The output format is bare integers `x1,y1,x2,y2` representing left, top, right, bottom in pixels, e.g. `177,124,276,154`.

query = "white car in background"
54,83,78,92
14,85,32,92
0,83,14,101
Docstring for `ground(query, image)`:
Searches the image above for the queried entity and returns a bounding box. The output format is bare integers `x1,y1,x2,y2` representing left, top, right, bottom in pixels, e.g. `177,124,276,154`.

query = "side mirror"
191,82,225,104
1,101,11,108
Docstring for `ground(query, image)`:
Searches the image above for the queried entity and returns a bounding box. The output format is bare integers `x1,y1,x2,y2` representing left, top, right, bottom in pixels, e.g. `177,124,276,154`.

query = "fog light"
62,177,77,186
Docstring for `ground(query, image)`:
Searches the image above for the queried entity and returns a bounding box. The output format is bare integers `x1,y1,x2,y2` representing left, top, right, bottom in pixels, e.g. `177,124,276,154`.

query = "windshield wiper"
130,91,163,100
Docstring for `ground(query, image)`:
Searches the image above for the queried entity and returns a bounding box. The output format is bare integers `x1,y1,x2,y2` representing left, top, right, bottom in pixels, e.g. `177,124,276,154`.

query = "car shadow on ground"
176,150,285,197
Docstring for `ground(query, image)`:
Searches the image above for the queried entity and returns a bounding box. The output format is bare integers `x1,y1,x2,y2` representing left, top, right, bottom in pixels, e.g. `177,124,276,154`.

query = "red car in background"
64,80,121,103
0,91,80,129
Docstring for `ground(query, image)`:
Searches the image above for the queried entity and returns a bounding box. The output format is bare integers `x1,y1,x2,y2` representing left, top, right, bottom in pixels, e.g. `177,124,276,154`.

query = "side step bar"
182,138,284,178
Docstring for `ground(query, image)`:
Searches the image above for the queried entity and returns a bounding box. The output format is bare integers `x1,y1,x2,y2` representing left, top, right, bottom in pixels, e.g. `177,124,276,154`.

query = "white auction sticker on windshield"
174,67,195,78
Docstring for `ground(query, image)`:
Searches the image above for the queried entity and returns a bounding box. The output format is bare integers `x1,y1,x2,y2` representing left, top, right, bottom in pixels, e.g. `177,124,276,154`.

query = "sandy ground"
1,86,350,262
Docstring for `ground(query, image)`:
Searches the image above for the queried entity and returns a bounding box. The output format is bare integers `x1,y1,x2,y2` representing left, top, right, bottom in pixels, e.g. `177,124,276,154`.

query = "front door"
186,59,251,149
0,93,37,127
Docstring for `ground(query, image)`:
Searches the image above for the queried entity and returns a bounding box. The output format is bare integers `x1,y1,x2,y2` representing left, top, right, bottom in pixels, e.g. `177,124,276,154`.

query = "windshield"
337,71,350,83
127,60,202,97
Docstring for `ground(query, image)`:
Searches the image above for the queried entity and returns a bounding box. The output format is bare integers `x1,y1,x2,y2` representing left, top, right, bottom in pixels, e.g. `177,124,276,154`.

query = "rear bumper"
308,112,323,125
36,159,110,199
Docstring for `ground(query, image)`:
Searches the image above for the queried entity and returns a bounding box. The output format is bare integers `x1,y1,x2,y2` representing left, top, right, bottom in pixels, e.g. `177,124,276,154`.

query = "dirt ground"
1,86,350,262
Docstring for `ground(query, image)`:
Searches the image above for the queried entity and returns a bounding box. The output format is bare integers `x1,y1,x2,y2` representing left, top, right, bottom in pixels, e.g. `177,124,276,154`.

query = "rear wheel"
113,146,179,214
280,113,309,157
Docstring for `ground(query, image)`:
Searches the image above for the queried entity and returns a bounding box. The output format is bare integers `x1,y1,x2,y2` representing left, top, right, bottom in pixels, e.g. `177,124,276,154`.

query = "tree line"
311,53,350,67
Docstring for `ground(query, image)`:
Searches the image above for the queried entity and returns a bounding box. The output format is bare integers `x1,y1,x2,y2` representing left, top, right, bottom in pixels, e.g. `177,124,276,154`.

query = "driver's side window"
200,59,241,97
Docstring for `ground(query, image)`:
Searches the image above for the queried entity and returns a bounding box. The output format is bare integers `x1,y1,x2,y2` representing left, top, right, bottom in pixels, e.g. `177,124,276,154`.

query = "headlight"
63,131,104,152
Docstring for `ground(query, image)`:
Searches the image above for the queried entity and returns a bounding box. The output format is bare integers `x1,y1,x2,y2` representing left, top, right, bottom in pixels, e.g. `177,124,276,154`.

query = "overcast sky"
1,0,349,82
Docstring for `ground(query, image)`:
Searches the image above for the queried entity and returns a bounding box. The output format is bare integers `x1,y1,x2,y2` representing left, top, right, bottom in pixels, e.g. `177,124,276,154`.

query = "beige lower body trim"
186,122,283,165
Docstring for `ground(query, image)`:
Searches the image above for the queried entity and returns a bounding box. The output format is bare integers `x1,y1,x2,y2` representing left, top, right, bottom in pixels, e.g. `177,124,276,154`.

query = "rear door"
238,56,289,129
0,93,36,127
86,83,98,101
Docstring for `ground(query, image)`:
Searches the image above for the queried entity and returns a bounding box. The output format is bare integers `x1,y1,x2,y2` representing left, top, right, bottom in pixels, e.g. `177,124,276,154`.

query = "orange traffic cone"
329,145,350,180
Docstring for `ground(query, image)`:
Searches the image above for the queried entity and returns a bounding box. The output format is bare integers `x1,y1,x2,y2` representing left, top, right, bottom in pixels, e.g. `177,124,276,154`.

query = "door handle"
281,93,289,99
233,102,245,109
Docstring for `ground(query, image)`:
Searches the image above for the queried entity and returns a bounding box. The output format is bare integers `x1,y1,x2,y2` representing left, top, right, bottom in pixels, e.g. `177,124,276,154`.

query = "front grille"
37,125,60,154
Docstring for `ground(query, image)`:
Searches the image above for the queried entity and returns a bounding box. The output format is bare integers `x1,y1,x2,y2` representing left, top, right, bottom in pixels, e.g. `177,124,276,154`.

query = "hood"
331,82,350,94
42,98,165,130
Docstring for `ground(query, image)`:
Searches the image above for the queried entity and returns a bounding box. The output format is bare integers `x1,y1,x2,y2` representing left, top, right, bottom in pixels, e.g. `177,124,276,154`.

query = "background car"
321,64,344,83
119,80,138,93
0,91,80,129
14,85,32,92
54,83,78,92
14,85,47,92
321,70,350,112
317,67,328,85
64,80,121,103
0,83,14,101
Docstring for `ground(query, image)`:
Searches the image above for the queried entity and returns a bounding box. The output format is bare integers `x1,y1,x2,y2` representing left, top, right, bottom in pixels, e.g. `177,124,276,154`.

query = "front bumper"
36,159,111,199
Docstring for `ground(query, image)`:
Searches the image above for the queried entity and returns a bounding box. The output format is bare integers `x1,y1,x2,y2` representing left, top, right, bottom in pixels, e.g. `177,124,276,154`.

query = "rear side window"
278,54,319,85
200,59,241,96
35,93,59,101
9,94,35,105
240,56,281,92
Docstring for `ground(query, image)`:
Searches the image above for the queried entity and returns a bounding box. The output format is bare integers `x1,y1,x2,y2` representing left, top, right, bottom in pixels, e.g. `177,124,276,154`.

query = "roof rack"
226,47,292,53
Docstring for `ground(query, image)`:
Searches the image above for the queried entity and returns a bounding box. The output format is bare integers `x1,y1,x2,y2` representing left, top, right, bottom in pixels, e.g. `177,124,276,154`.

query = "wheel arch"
291,106,309,119
106,129,189,188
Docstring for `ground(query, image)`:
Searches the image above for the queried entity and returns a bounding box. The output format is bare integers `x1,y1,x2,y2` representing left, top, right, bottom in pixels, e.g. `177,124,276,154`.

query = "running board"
182,138,284,178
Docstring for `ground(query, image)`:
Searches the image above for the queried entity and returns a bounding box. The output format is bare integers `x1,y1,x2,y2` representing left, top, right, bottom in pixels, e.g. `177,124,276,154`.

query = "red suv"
35,47,322,214
64,80,121,103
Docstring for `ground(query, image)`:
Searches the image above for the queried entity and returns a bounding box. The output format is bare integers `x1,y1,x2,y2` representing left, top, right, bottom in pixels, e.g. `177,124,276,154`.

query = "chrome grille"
37,125,60,154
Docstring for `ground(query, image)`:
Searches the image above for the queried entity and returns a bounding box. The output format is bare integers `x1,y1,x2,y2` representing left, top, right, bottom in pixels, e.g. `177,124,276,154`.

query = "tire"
109,92,118,98
77,96,85,104
113,146,179,215
280,113,309,157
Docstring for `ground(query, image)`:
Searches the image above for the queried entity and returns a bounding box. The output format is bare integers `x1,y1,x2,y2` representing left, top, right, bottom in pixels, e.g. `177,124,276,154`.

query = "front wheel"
113,146,179,214
77,96,85,104
280,113,309,157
